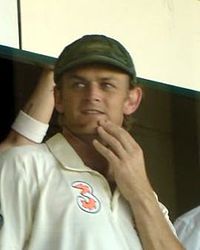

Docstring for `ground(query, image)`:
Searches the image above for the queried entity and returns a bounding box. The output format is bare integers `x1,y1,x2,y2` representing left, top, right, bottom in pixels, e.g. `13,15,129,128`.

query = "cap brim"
55,54,134,79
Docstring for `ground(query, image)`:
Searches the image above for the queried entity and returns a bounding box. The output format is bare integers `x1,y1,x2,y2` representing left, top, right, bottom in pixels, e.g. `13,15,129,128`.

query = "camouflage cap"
54,34,137,85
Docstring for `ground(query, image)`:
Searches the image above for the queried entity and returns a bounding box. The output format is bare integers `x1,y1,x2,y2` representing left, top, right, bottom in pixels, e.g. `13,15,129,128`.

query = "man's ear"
54,87,64,113
123,87,143,115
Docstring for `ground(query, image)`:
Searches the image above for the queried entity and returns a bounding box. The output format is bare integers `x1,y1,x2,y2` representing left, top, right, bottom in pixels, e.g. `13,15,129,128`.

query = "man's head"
54,35,142,136
54,34,137,86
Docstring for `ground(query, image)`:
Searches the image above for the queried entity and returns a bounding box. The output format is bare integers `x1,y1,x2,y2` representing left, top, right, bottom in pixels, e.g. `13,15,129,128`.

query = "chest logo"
72,181,101,213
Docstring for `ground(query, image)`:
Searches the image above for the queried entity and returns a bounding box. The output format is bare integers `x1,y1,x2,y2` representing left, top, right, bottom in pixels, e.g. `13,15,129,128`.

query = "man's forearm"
130,192,185,250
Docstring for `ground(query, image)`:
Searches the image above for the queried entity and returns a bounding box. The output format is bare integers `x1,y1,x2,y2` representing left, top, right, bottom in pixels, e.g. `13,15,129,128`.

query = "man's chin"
68,118,108,136
68,122,98,136
79,126,98,135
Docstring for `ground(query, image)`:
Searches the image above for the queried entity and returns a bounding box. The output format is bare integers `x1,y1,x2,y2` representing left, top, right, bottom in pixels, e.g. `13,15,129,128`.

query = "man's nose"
85,84,102,101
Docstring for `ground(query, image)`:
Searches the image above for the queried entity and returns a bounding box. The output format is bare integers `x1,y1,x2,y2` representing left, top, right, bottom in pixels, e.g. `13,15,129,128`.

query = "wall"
1,1,199,90
0,0,19,48
19,0,200,91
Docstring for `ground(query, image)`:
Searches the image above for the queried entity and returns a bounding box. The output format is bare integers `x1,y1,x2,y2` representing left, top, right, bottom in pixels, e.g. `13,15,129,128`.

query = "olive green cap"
54,34,136,84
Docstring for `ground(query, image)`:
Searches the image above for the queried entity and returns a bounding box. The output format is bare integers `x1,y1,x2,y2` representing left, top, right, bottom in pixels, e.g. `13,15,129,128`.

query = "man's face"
55,64,134,136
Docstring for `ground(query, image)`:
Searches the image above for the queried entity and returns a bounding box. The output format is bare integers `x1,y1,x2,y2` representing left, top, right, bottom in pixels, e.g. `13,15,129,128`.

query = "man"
174,205,200,250
0,34,184,249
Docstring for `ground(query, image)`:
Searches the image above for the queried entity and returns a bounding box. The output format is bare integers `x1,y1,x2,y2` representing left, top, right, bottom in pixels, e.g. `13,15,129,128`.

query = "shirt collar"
45,133,89,171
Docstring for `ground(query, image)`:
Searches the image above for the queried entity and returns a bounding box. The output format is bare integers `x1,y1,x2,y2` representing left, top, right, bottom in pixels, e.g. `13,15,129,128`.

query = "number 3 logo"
72,181,101,213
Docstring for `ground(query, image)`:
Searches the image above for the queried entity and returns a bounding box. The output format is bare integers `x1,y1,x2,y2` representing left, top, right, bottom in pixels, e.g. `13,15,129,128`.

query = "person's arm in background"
0,67,55,152
174,207,200,250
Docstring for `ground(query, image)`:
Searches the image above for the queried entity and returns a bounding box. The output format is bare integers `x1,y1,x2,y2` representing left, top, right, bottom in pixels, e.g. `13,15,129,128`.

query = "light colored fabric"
0,133,174,250
11,110,49,143
174,206,200,250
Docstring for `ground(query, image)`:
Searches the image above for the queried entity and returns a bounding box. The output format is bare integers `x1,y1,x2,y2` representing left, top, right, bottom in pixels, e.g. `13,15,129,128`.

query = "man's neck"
62,127,108,174
62,127,116,192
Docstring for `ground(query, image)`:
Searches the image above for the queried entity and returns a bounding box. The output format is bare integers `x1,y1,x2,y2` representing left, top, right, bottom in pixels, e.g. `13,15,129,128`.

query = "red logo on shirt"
72,181,101,213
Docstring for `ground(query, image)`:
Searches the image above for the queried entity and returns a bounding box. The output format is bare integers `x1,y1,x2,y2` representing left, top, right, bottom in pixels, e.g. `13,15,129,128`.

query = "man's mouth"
81,109,105,115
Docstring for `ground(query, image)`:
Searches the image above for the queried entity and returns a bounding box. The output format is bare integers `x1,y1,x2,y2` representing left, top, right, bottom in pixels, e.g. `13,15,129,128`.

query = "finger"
99,120,135,153
96,126,127,159
92,139,118,165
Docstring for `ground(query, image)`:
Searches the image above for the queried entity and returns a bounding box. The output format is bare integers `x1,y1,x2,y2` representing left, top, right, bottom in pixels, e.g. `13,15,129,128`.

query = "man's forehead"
63,69,129,85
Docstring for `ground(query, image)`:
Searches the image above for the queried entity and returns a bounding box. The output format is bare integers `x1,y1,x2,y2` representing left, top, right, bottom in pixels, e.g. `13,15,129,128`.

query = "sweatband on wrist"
11,110,49,143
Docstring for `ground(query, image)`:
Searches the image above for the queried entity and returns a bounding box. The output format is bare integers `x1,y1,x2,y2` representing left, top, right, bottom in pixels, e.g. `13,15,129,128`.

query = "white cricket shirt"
0,133,174,250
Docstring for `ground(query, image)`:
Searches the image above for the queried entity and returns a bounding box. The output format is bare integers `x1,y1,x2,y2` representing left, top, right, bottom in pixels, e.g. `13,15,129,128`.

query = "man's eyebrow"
68,74,85,80
99,77,119,83
99,77,113,80
67,74,87,81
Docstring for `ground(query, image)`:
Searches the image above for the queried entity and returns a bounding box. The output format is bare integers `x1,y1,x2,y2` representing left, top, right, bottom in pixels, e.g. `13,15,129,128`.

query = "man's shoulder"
0,143,54,172
0,143,49,159
0,143,58,184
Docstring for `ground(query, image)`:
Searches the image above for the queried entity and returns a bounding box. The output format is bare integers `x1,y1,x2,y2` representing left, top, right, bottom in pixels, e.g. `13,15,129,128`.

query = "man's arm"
0,68,55,152
93,120,185,250
21,68,55,124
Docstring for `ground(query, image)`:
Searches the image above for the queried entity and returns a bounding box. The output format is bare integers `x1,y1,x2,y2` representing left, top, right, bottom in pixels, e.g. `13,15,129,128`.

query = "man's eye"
73,82,86,88
103,82,115,89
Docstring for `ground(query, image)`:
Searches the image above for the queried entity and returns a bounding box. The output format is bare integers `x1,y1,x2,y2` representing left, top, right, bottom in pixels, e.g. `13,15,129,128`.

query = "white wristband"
11,110,49,143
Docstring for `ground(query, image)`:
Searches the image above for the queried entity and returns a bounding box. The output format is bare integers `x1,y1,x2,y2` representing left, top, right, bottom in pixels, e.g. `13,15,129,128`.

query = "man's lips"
81,109,105,115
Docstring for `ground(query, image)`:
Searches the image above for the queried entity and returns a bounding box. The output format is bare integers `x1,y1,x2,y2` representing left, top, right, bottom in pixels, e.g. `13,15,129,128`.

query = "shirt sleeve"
0,149,38,249
153,192,177,235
